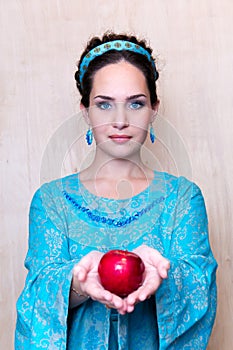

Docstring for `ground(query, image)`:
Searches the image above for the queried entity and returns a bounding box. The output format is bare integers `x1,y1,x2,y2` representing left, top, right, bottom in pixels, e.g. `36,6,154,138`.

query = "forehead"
90,61,149,97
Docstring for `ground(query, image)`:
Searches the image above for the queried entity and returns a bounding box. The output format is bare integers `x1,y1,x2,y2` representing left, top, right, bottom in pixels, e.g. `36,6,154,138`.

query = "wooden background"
1,1,232,348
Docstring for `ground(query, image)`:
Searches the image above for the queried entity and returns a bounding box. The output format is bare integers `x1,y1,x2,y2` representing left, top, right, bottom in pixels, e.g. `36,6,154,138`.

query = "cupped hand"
123,245,170,313
72,251,125,312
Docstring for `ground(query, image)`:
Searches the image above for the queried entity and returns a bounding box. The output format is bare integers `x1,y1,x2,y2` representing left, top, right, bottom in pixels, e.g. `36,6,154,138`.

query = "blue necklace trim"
63,190,165,227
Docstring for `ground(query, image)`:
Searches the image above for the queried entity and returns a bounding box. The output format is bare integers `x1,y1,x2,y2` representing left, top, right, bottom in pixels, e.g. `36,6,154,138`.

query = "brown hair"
75,32,159,107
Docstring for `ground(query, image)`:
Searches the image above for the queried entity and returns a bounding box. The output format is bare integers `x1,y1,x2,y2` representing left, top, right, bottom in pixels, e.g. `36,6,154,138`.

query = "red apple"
98,249,145,297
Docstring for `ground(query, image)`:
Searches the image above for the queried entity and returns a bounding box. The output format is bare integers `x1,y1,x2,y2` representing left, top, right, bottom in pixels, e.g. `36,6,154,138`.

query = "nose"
112,103,129,130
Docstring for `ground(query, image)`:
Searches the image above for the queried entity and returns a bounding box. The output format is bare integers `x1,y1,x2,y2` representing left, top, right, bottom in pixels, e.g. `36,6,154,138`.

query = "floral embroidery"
15,171,217,349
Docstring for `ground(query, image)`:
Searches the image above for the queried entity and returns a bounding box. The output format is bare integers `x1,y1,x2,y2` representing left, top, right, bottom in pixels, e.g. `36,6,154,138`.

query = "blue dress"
15,171,217,349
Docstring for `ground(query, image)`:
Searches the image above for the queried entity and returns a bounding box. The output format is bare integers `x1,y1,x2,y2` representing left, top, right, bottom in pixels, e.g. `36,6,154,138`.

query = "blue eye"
97,102,112,110
129,101,145,110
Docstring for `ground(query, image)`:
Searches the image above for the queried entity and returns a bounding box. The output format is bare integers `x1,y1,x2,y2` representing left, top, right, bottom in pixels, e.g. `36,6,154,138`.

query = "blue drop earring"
86,128,93,145
150,124,156,143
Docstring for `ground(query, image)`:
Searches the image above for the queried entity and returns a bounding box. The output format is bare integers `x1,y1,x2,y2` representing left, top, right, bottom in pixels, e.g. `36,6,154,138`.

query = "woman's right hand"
71,251,125,312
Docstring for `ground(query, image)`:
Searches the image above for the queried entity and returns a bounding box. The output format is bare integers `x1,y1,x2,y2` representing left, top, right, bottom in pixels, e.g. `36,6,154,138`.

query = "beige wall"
1,1,232,348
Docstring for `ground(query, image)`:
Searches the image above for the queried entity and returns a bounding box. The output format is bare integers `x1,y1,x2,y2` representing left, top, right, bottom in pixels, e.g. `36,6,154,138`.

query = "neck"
87,155,150,181
79,154,154,199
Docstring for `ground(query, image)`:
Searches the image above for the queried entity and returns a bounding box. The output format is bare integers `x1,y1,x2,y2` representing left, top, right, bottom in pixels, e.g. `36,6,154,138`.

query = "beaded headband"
79,40,157,86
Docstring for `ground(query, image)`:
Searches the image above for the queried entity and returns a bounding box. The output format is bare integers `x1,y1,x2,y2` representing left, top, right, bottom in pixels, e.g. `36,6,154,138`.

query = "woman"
15,33,217,349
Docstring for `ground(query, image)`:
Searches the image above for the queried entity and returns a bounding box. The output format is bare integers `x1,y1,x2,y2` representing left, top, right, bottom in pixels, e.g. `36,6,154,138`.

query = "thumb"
73,251,102,281
148,250,170,278
73,264,88,281
157,259,170,279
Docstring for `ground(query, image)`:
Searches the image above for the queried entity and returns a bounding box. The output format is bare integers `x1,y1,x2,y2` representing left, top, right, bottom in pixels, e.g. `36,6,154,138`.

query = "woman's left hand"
120,244,170,314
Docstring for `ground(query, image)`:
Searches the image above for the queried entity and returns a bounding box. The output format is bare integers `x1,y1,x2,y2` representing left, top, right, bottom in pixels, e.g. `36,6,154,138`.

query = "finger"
115,299,128,315
121,299,128,314
137,276,161,301
79,251,103,271
74,252,103,281
77,255,95,273
118,309,127,315
111,294,124,309
73,265,88,281
126,289,141,305
89,286,124,309
126,280,153,305
137,286,152,301
125,304,135,313
104,298,124,311
148,252,170,276
157,259,170,278
87,284,112,302
106,304,126,315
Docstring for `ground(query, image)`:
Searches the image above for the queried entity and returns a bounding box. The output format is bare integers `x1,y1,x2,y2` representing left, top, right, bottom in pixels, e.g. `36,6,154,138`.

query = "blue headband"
79,40,157,86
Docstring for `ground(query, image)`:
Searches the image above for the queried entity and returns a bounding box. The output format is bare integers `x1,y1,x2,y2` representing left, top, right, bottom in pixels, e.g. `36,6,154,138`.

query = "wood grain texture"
0,1,232,348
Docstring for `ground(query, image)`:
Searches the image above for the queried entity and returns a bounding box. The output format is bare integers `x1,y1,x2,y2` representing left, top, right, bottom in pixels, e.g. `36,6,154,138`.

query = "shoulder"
31,173,80,202
153,170,203,198
154,172,207,224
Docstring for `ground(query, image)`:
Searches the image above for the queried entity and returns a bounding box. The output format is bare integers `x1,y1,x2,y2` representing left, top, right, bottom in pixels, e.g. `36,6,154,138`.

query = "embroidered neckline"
77,172,156,203
62,190,165,227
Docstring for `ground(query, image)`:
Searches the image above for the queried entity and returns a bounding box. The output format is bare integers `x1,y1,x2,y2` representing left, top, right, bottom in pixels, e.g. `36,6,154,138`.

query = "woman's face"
82,61,158,161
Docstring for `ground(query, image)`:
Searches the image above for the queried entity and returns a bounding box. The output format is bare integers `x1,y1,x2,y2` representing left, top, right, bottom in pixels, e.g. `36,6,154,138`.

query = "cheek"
131,117,151,131
92,123,108,140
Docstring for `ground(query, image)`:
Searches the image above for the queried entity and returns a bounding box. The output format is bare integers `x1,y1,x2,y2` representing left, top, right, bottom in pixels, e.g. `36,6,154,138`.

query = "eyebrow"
94,94,147,101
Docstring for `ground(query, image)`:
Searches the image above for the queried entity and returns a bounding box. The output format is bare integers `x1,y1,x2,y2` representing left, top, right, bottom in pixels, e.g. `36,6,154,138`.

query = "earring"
149,124,156,143
86,128,93,145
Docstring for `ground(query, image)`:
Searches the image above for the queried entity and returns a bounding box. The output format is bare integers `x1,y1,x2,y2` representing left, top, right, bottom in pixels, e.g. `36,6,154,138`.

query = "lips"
109,134,132,143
